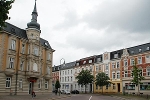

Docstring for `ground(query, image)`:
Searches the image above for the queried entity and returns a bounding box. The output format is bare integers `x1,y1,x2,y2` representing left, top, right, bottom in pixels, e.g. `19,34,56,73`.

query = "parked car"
64,90,71,94
60,90,65,94
71,90,79,94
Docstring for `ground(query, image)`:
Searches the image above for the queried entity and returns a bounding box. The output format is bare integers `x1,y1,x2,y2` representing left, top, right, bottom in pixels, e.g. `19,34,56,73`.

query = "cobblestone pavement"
0,93,70,100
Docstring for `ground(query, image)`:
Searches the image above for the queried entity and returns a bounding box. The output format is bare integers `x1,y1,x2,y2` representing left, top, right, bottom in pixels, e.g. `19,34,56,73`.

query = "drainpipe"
14,39,21,95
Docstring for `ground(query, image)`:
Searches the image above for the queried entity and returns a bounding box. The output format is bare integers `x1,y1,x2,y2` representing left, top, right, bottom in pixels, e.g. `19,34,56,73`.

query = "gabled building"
74,56,95,93
52,66,60,91
122,43,150,94
0,1,54,95
60,61,76,92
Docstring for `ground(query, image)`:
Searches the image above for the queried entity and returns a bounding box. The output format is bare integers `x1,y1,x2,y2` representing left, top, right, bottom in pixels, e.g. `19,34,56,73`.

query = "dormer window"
147,47,149,50
131,51,134,54
89,60,92,63
83,61,86,64
45,42,48,46
139,49,142,52
76,63,79,66
114,54,118,58
97,58,101,62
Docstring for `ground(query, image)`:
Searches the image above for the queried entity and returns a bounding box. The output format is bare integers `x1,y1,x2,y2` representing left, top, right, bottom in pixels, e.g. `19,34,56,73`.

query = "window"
139,49,142,52
99,65,101,70
68,70,69,74
146,55,150,63
6,77,11,88
34,47,38,56
83,61,86,64
76,63,79,66
19,79,22,88
71,77,72,81
112,63,115,69
116,62,119,68
125,83,135,90
106,85,108,89
131,70,133,77
140,83,150,90
68,77,69,81
48,53,51,60
106,72,108,77
100,86,102,89
146,47,150,50
114,54,118,58
22,44,25,54
131,51,134,54
112,72,115,79
96,66,99,72
47,67,50,75
97,58,101,62
124,60,128,66
20,61,24,71
130,58,135,66
124,71,128,77
38,80,41,89
10,40,16,50
105,64,108,70
33,63,38,72
147,68,150,76
138,57,142,64
82,68,84,70
90,66,92,72
71,70,72,74
117,72,120,79
9,57,14,68
89,60,92,63
45,80,48,89
27,62,30,71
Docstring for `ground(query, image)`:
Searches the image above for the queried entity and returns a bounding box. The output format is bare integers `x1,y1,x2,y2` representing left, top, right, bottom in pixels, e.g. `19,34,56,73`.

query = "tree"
0,0,14,31
55,79,61,90
95,72,111,94
131,61,144,94
76,70,94,93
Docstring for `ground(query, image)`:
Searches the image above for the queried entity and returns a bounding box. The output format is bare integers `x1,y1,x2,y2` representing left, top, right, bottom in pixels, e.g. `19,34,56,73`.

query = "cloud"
82,0,150,33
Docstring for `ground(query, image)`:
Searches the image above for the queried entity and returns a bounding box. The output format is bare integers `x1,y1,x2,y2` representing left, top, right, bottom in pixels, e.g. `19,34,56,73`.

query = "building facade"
60,62,76,92
0,1,54,95
52,66,60,91
122,43,150,94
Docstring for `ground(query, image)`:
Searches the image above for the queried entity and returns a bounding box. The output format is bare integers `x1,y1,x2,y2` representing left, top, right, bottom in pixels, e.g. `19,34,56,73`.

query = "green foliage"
95,72,111,87
95,72,111,94
55,79,61,89
131,62,145,86
76,70,94,86
0,0,14,30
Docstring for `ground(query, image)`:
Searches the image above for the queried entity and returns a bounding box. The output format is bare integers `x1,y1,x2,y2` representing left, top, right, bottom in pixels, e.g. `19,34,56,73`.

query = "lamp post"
59,58,65,96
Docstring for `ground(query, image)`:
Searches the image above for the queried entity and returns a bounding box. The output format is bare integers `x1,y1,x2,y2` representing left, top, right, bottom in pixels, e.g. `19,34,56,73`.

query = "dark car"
71,90,79,94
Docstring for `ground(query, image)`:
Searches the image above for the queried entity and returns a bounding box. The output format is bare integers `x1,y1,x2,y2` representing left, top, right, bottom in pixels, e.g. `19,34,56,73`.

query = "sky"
7,0,150,66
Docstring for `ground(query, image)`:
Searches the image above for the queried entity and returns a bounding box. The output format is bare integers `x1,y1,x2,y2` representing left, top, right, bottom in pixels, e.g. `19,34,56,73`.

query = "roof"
60,61,76,70
127,42,150,55
2,22,52,49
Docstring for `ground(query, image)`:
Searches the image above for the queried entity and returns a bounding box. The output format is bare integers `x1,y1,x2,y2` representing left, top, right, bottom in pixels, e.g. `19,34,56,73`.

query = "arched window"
33,63,38,71
47,66,50,75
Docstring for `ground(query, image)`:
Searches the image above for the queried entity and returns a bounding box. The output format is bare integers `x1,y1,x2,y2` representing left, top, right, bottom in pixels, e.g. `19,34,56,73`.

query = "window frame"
6,77,11,88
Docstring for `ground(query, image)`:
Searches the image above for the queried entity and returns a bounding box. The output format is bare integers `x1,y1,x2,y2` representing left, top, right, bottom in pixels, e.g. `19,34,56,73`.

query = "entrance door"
90,84,92,93
117,83,120,92
29,82,33,94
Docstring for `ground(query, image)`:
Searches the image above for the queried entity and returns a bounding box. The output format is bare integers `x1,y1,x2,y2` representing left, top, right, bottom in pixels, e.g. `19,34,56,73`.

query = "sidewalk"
0,93,70,100
110,94,149,100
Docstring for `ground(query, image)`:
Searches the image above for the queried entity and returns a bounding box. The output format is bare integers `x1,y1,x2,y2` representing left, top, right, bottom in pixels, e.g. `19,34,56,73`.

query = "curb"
48,95,71,100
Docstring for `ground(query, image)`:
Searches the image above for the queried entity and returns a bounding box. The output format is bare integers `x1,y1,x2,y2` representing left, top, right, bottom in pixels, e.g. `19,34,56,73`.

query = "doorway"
117,83,120,92
29,82,33,94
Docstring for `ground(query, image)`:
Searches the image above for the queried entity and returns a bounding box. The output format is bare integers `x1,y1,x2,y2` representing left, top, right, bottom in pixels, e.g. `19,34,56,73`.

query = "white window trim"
45,80,48,89
6,77,11,88
9,57,14,68
19,79,22,88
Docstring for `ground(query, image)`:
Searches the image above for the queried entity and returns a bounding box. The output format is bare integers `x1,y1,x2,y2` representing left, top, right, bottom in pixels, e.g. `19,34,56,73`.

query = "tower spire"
27,0,40,30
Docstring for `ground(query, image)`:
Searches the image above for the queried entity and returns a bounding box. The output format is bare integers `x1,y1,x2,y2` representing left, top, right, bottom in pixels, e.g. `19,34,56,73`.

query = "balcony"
4,68,15,76
25,71,41,78
44,74,52,80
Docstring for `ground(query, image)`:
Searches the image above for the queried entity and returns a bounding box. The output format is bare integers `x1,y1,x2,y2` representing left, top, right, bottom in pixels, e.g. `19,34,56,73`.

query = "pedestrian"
32,90,36,98
55,89,58,95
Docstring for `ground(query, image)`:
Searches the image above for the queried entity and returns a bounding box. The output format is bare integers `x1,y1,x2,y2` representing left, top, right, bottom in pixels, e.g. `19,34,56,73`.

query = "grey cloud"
82,0,150,33
53,10,80,30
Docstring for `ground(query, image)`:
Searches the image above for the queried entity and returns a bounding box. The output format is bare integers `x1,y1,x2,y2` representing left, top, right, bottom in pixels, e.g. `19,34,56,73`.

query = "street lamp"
59,58,65,96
